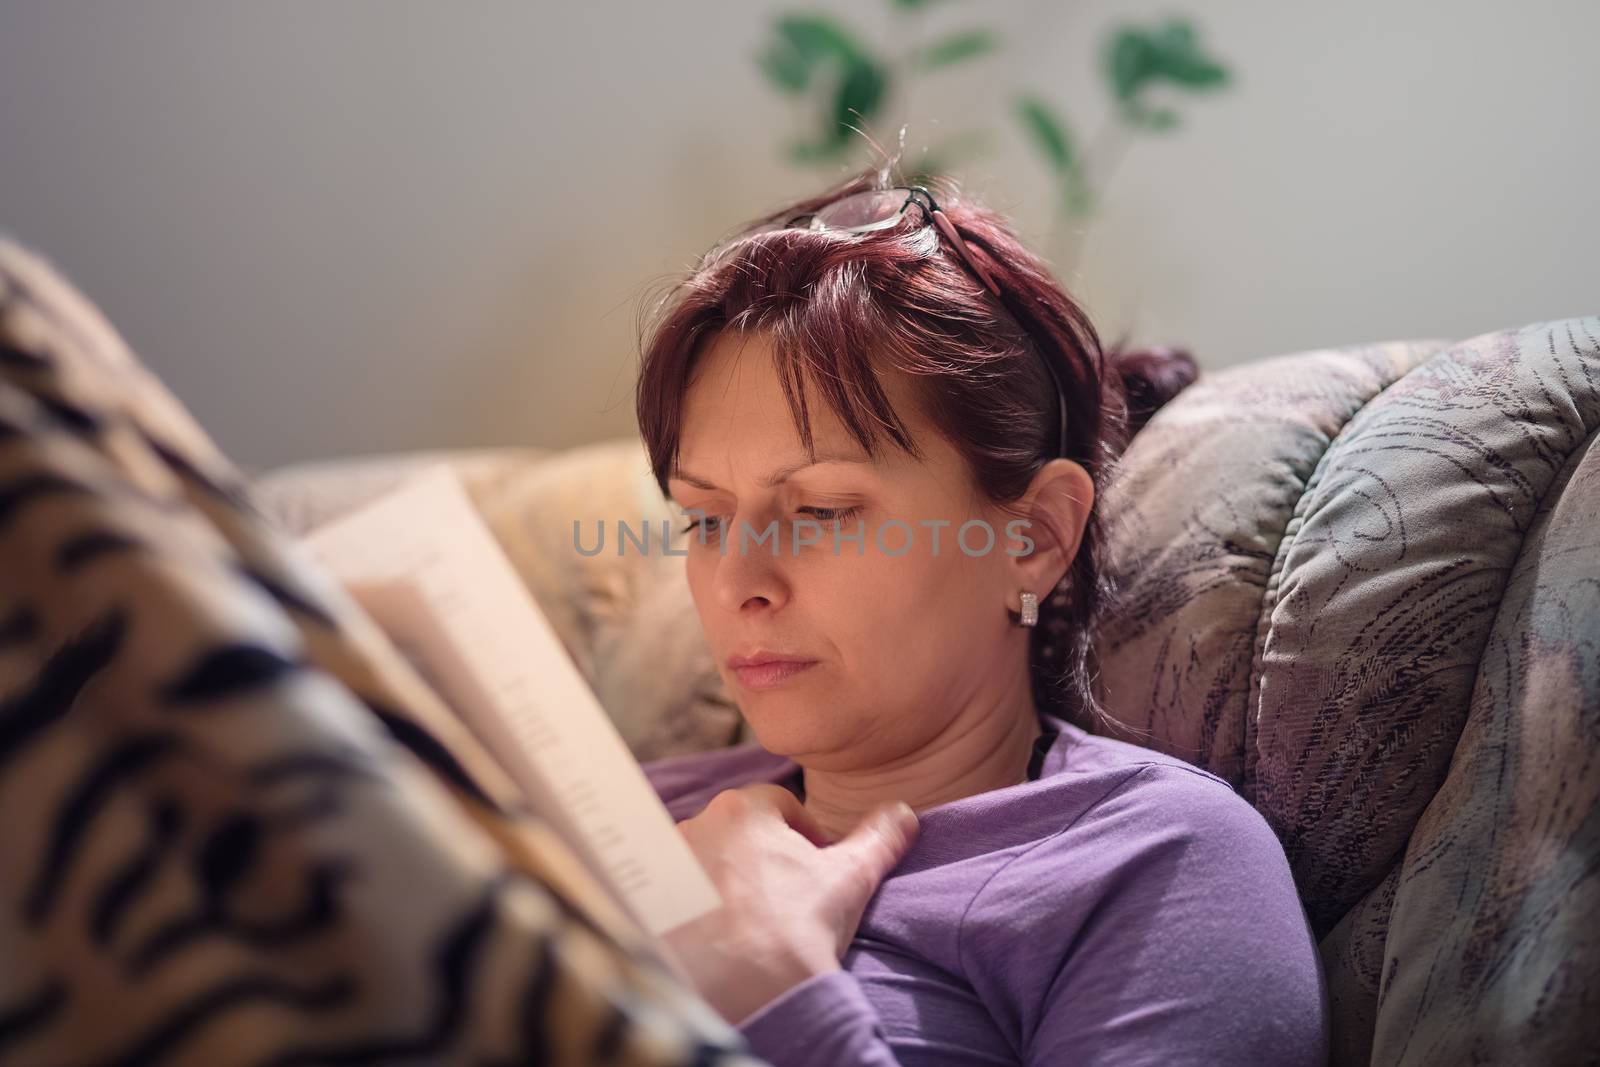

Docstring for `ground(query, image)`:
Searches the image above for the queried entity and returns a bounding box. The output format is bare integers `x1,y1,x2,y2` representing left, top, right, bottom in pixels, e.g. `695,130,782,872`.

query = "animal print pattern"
0,238,766,1066
1095,318,1600,1065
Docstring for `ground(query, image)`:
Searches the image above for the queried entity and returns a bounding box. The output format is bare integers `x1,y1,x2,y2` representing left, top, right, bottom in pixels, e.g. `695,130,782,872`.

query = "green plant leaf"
1164,56,1230,89
911,28,999,71
1103,17,1230,105
759,14,890,162
1154,19,1195,51
758,44,812,94
1105,29,1157,103
785,55,891,162
1151,19,1228,87
1014,95,1076,174
757,14,867,95
830,57,890,144
775,13,867,62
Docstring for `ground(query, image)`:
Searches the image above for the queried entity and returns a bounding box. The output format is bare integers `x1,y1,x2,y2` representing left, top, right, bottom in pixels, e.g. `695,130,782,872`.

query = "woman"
635,167,1329,1066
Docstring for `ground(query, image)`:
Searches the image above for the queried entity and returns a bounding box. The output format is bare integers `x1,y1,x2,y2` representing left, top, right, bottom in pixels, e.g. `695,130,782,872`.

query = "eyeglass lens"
810,189,912,230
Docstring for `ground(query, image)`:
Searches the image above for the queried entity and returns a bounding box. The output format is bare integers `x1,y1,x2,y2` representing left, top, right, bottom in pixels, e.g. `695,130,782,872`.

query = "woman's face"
667,331,1044,772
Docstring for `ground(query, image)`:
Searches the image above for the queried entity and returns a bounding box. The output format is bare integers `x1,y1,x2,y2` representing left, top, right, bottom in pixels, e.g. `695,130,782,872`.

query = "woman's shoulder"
962,717,1304,949
965,724,1328,1065
1042,715,1233,787
1031,721,1286,870
641,741,799,822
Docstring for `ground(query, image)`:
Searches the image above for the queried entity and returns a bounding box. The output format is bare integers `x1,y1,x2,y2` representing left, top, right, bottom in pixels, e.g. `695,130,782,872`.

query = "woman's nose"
709,519,792,615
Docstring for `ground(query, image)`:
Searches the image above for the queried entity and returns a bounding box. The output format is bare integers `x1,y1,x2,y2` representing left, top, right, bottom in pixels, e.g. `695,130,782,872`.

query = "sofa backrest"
1091,319,1599,1064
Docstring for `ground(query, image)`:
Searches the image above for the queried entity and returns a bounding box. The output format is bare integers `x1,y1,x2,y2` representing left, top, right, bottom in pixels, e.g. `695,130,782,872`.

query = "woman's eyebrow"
669,454,873,491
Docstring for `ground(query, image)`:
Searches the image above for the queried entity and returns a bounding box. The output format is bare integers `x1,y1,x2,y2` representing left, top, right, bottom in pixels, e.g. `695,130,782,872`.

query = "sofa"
254,319,1600,1066
2,231,1594,1065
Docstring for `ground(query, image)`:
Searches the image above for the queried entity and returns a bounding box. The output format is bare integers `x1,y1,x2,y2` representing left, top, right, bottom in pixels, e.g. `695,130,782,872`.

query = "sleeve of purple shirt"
731,765,1329,1066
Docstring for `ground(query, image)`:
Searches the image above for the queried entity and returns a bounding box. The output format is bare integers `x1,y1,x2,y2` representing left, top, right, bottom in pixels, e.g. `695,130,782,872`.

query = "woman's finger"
825,802,920,910
736,783,834,846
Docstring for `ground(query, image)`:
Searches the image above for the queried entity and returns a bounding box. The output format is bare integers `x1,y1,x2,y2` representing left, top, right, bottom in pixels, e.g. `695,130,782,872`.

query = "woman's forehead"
681,331,923,450
672,332,968,497
686,339,821,444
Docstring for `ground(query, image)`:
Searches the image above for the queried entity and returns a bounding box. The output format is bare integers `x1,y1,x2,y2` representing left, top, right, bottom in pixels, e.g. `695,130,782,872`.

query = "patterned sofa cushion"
1096,319,1600,1064
1369,408,1599,1066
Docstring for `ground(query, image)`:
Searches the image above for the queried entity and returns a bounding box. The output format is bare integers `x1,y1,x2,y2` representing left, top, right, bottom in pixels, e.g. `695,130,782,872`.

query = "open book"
301,463,721,939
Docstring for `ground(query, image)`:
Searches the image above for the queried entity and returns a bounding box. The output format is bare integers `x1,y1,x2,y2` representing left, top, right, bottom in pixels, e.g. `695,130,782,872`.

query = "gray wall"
1,2,1593,473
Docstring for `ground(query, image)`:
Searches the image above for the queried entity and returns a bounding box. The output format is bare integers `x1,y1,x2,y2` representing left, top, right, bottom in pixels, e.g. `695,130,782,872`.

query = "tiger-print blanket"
0,238,766,1065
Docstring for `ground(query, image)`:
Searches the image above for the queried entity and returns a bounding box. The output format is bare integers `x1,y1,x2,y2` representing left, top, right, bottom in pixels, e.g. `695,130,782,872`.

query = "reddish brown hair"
635,165,1196,730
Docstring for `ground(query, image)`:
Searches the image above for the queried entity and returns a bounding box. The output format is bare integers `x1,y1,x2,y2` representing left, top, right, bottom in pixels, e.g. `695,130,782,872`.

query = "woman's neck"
798,696,1045,844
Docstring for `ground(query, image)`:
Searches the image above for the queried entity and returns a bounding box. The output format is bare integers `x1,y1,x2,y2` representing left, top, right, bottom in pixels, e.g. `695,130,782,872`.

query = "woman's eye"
679,514,726,537
800,505,862,524
677,506,860,542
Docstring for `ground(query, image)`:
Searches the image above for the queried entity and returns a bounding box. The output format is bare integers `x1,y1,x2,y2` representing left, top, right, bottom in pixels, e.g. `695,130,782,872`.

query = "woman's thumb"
830,802,920,902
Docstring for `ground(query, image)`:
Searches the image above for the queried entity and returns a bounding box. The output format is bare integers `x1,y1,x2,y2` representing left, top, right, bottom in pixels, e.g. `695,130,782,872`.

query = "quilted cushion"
1092,339,1447,792
1371,410,1599,1064
1096,319,1600,1064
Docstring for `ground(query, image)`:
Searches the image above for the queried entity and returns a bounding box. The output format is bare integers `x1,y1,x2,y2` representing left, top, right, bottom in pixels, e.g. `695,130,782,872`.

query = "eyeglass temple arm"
920,200,1071,457
925,208,1003,300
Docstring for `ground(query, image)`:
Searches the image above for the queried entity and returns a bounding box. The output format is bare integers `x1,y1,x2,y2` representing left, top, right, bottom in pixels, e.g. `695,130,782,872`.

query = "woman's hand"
658,784,920,1026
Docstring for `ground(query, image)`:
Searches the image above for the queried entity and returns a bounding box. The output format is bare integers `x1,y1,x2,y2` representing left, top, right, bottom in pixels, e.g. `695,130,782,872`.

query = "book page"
302,463,720,937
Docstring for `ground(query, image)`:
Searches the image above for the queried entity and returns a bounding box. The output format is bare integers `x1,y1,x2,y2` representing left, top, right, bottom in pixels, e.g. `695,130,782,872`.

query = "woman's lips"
731,659,818,690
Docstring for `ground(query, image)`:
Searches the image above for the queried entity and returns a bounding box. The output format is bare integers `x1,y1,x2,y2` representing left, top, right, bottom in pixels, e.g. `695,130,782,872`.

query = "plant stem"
1056,113,1132,278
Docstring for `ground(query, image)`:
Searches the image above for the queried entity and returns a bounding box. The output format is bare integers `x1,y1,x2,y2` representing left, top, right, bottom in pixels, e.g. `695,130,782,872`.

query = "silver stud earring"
1018,590,1038,628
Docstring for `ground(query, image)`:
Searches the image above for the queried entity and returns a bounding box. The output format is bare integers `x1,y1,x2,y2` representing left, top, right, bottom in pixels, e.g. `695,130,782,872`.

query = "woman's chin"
738,700,825,756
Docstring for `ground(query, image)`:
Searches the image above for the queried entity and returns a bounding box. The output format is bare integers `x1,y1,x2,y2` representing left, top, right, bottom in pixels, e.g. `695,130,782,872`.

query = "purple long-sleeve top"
642,712,1330,1066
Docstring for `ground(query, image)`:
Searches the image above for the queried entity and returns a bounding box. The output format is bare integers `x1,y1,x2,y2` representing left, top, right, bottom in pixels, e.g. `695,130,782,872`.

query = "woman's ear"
1006,458,1095,597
